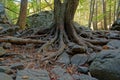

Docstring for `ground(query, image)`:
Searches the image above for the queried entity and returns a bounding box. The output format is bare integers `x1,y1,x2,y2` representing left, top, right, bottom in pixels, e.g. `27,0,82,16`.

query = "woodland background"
1,0,120,30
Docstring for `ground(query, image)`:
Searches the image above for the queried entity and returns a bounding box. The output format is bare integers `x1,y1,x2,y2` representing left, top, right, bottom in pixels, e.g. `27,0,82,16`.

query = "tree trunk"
108,0,111,28
113,0,116,22
88,0,95,29
93,0,98,30
17,0,28,29
102,0,107,30
116,0,120,19
54,0,81,44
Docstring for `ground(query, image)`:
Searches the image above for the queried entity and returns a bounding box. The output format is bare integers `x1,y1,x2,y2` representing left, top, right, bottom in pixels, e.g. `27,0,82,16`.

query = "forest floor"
0,26,120,80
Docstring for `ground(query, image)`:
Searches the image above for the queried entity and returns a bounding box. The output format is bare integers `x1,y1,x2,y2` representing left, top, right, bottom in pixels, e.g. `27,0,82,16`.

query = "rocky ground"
0,30,120,80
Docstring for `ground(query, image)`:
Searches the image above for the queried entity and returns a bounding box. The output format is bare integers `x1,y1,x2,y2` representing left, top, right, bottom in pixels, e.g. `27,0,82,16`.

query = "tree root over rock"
34,23,109,62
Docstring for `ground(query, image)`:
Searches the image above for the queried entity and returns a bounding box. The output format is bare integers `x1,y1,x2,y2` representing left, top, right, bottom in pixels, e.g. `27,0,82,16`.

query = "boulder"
71,54,88,66
0,72,13,80
10,62,25,70
51,66,73,80
87,52,97,63
106,32,120,39
72,74,98,80
110,19,120,31
16,69,50,80
89,49,120,80
107,40,120,49
27,11,54,28
0,66,12,74
77,66,88,73
57,52,70,65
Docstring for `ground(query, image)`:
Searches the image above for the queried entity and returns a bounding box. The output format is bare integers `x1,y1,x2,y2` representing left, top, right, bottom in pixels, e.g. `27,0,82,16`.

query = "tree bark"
93,0,98,30
116,0,120,19
102,0,107,30
54,0,80,43
17,0,28,29
108,0,111,28
113,0,117,22
88,0,95,29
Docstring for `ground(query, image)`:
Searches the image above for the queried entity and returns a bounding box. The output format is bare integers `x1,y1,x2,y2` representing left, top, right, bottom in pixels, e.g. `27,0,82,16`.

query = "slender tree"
88,0,95,29
116,0,120,19
17,0,28,29
102,0,107,30
108,0,111,28
93,0,98,30
113,0,117,22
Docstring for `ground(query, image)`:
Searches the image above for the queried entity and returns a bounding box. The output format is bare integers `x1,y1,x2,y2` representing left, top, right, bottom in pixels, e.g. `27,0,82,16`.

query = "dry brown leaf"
102,45,109,50
22,75,29,79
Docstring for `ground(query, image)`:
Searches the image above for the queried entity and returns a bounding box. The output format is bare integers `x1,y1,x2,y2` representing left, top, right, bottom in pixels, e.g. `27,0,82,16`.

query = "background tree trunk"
93,0,98,30
88,0,95,29
16,0,28,29
108,0,111,28
102,0,107,30
113,0,117,22
116,0,120,19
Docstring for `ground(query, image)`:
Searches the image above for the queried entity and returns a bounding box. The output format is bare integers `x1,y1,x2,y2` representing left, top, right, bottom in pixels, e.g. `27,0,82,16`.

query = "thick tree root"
0,24,109,62
36,24,108,62
38,25,66,61
0,36,46,44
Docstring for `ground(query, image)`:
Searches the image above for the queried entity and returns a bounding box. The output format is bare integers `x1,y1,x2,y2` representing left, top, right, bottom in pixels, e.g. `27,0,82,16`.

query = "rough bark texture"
17,0,28,29
102,0,107,30
88,0,95,29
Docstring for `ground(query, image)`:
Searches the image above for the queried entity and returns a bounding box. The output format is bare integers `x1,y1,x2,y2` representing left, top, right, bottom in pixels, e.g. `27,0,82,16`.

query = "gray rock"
57,52,70,65
110,19,120,31
16,69,50,80
0,66,12,73
87,53,97,63
107,40,120,49
71,54,88,66
72,74,80,80
10,63,25,70
79,74,98,80
0,47,6,56
89,49,120,80
72,74,98,80
106,32,120,39
27,11,53,28
77,66,88,73
67,43,86,54
51,66,73,80
0,72,13,80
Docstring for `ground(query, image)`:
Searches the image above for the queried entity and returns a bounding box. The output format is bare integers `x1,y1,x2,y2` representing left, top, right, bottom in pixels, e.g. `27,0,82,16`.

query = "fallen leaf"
22,75,29,79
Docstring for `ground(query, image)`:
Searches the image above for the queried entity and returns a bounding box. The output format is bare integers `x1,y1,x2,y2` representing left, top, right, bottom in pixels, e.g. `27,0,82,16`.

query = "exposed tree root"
0,23,109,62
83,38,109,45
0,36,46,44
35,22,109,62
